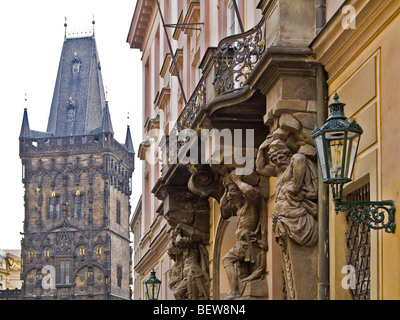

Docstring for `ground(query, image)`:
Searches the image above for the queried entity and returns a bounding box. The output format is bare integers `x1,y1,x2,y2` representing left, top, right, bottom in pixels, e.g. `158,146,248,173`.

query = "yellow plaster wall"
327,14,400,300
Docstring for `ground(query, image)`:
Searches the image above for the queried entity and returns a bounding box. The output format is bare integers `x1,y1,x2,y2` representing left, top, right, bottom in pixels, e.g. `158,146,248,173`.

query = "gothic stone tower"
19,35,135,300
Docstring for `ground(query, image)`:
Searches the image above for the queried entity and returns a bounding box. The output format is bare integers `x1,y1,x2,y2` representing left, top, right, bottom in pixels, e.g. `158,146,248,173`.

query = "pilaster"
252,0,320,300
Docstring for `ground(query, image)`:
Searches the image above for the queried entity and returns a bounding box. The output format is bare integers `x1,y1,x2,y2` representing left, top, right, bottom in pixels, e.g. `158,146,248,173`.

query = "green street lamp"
312,93,396,233
145,269,161,300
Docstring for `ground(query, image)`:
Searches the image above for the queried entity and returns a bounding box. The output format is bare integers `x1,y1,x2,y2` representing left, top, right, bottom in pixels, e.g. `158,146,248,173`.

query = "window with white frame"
227,0,238,36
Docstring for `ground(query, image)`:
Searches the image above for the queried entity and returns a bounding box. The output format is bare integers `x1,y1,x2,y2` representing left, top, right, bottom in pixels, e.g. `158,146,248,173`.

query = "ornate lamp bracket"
331,183,396,234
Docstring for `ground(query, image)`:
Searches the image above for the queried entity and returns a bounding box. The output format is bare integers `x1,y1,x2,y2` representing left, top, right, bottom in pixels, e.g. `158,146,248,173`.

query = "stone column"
258,0,316,48
252,0,320,300
259,72,319,300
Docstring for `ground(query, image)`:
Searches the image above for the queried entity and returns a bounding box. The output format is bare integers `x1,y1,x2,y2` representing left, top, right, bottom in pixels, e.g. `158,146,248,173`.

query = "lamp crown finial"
333,92,340,101
328,92,346,120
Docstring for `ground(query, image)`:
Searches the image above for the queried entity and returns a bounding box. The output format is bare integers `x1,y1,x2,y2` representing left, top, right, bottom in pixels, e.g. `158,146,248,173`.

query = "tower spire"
101,100,114,134
20,94,31,138
92,15,95,37
124,114,134,154
64,17,67,39
47,35,106,136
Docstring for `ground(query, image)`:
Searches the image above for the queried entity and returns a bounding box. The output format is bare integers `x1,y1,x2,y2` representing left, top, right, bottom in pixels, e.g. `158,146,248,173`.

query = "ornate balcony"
164,17,267,168
214,18,266,95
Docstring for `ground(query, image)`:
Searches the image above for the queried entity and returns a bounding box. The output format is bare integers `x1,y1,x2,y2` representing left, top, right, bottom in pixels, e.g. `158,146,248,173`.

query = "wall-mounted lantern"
145,269,161,300
312,93,396,233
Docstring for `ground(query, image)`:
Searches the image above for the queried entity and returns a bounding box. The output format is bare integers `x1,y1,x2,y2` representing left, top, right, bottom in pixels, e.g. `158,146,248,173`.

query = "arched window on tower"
73,193,85,219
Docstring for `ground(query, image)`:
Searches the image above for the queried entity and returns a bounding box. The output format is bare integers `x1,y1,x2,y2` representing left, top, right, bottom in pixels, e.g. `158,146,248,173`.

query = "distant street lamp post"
145,269,161,300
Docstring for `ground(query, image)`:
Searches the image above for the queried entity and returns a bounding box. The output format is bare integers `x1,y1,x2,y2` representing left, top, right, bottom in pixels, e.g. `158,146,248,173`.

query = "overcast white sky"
0,0,143,249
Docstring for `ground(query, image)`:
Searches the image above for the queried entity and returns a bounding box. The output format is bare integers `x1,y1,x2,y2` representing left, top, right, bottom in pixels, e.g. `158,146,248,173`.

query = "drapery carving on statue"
220,170,267,300
257,134,318,247
167,222,210,300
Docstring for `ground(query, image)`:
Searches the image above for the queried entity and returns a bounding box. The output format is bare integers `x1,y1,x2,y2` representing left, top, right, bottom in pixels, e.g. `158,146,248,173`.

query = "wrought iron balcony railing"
177,79,207,133
165,17,267,167
214,17,266,95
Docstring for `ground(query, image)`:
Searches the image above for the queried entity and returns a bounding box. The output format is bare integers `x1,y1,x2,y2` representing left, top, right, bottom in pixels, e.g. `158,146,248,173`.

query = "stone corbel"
163,187,210,247
187,164,224,202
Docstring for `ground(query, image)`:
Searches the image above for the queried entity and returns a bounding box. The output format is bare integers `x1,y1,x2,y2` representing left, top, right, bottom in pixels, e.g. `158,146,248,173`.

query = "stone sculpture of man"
220,170,264,300
168,223,209,300
257,138,318,246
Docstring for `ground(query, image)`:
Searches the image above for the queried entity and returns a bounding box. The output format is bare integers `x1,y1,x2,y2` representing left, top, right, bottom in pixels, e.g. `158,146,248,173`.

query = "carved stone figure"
167,226,184,293
257,137,318,246
220,170,266,300
167,222,210,300
256,132,319,299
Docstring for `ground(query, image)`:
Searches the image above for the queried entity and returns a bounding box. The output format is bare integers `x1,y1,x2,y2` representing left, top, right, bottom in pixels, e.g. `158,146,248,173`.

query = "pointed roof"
124,125,135,154
19,32,134,164
19,108,31,138
101,101,114,134
46,36,107,137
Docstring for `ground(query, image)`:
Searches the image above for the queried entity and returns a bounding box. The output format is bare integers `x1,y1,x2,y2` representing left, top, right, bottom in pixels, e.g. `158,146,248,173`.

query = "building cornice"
311,0,400,84
182,0,200,35
160,53,172,78
130,195,142,231
19,134,135,173
127,0,156,51
134,224,168,275
155,86,171,110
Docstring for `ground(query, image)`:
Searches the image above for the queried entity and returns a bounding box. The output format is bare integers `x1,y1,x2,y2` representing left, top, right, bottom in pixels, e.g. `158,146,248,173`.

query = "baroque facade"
0,250,22,289
18,29,135,300
128,0,400,300
0,250,22,300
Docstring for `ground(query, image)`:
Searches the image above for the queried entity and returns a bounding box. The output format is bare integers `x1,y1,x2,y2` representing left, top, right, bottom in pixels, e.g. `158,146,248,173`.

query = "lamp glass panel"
314,135,328,180
149,283,155,299
155,282,161,299
326,131,345,179
343,131,360,180
146,281,161,300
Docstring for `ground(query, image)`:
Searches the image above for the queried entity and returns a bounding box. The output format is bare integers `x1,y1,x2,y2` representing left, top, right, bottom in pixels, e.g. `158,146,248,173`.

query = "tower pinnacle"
64,17,67,39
